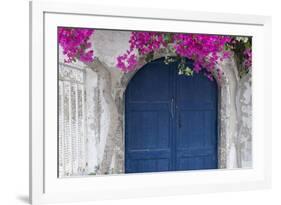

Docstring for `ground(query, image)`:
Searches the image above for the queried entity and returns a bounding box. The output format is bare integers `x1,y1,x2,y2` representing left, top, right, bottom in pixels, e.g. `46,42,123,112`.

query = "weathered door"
125,58,218,173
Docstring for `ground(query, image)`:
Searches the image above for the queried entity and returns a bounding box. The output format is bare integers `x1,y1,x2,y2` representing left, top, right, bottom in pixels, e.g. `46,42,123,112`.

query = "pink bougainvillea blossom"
129,32,166,55
173,34,232,78
57,27,251,80
116,32,233,79
58,27,95,63
115,32,167,72
116,49,138,72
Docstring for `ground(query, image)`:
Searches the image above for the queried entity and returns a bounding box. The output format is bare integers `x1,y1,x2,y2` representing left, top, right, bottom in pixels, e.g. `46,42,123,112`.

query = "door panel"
126,104,170,150
175,69,218,170
177,155,217,170
125,60,172,173
125,58,218,173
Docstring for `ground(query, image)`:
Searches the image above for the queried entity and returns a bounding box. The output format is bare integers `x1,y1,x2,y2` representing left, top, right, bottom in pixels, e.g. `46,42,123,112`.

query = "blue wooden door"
125,58,218,173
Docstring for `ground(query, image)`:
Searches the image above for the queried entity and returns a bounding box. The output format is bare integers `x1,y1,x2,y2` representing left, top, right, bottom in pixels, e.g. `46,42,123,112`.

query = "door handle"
170,98,174,119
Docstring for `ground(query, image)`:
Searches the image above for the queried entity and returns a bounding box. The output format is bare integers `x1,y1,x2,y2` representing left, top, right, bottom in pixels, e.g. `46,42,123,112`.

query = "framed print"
29,0,272,204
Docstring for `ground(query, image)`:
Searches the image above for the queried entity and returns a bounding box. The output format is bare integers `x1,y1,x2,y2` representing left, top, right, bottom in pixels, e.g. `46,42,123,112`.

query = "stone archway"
120,54,239,170
86,50,240,174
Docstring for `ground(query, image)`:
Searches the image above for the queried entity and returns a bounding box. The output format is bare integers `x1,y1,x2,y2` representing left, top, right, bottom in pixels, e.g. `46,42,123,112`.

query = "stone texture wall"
236,72,252,168
59,30,252,176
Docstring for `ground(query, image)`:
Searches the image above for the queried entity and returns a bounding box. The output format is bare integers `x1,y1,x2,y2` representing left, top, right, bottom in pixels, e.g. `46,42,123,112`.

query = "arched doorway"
125,58,218,173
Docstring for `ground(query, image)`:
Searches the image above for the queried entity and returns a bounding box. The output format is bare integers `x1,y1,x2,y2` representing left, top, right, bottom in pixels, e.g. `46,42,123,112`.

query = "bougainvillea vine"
116,32,233,80
225,36,252,78
58,27,95,63
173,33,232,80
58,27,252,80
116,32,167,72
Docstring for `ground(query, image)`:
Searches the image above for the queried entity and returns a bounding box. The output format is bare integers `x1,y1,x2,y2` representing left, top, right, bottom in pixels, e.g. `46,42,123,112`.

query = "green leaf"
164,56,177,65
144,52,154,62
163,33,172,43
184,66,194,76
177,63,193,76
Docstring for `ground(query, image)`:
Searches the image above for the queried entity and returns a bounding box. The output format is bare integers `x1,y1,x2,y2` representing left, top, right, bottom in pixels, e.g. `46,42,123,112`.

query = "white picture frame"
29,0,272,204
